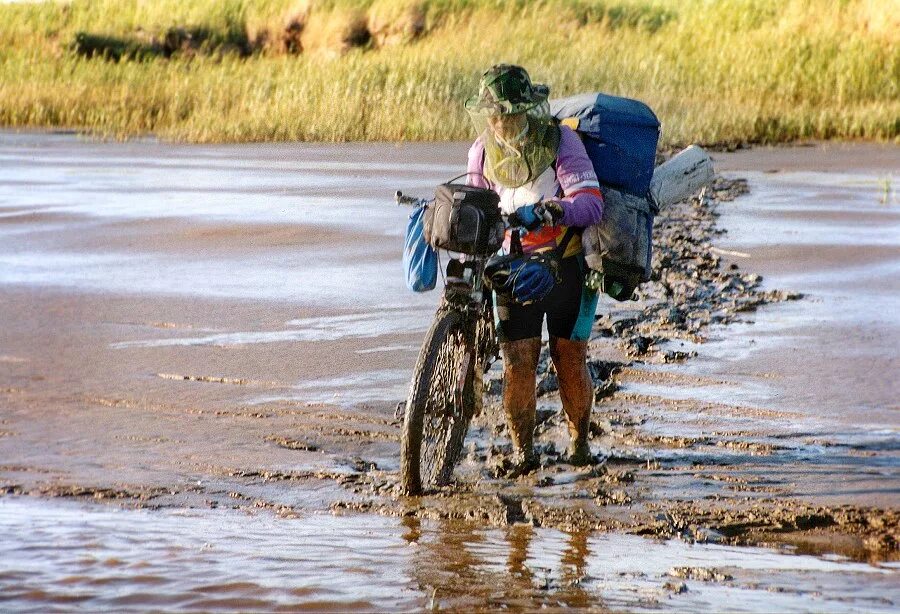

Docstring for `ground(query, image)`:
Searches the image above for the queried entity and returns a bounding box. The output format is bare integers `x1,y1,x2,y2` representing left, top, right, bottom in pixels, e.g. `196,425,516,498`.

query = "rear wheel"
400,307,481,495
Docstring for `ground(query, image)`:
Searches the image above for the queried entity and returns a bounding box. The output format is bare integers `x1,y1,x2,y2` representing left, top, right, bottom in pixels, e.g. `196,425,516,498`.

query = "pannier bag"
403,204,438,292
551,91,660,301
424,183,504,256
581,186,656,301
550,92,660,197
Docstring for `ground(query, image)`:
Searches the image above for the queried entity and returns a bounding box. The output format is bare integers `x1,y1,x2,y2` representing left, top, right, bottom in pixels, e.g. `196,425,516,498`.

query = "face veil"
464,65,560,189
471,102,560,189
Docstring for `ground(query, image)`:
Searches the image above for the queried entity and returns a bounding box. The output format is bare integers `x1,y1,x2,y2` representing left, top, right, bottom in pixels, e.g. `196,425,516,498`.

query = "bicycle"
395,188,514,496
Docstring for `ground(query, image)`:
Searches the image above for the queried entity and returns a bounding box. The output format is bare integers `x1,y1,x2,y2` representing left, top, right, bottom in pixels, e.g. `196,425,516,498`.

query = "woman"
465,64,604,475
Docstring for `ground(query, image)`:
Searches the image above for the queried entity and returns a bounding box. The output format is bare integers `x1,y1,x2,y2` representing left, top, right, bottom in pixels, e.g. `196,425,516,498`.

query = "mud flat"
0,133,897,610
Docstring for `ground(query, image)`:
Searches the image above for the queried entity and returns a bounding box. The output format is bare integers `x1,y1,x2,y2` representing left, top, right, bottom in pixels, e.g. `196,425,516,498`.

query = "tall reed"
0,0,896,145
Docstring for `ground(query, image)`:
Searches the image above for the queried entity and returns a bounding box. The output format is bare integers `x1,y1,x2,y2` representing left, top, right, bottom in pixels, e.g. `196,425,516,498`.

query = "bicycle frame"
396,188,504,493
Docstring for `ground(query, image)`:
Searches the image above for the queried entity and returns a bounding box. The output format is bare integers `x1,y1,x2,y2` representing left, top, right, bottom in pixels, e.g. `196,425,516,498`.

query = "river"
0,132,897,611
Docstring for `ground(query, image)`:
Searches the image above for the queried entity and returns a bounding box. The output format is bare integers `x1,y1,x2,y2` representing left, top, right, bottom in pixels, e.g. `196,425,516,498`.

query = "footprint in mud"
264,435,319,452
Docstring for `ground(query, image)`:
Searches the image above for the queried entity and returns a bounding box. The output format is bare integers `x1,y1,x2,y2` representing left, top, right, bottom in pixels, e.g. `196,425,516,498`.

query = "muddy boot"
501,449,541,479
565,439,596,467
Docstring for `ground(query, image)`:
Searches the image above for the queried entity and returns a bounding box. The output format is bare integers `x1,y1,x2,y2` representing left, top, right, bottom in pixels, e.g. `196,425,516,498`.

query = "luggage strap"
553,226,577,260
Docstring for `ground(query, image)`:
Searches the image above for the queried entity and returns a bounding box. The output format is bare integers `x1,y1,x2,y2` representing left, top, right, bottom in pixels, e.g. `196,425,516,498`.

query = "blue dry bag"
550,92,660,197
403,205,438,292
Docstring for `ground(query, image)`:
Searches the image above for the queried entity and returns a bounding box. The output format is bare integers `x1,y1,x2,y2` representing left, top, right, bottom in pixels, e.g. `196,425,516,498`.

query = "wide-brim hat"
465,64,550,116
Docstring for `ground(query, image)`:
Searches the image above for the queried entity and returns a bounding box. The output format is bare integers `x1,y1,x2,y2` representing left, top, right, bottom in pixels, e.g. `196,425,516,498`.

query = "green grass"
0,0,897,145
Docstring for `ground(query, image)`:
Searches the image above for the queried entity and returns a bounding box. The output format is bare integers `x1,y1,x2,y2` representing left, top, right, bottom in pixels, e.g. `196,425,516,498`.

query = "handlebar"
395,190,428,207
394,189,545,231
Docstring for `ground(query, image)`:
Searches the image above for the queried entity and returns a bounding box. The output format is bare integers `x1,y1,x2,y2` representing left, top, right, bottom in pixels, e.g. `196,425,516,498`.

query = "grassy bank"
0,0,897,145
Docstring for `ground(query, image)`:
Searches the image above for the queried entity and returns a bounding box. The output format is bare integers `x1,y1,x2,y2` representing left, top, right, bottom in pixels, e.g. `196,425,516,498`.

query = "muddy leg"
549,336,593,463
501,337,542,464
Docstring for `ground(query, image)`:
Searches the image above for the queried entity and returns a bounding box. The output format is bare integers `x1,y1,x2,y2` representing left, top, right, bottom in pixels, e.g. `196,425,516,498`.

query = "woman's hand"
539,200,565,225
508,203,544,231
509,201,566,231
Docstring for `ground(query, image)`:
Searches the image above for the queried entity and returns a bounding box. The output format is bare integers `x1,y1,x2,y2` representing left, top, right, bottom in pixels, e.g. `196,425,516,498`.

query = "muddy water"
607,158,900,508
0,132,444,307
1,132,899,611
709,169,898,423
1,497,897,612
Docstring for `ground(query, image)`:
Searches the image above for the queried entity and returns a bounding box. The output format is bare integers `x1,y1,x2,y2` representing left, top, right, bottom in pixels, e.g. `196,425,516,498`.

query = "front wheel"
400,307,481,495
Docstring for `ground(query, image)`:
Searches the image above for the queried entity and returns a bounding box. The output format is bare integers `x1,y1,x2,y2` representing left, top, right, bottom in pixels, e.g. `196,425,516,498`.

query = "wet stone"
535,371,559,397
662,350,695,363
663,580,689,594
668,567,733,582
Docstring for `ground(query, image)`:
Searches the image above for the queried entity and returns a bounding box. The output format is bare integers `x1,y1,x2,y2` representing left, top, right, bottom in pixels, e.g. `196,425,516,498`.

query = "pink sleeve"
465,139,492,189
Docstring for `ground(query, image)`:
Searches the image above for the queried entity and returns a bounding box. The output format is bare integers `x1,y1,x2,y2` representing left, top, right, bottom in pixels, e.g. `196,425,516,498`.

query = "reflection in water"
1,498,896,612
401,516,598,610
507,524,534,584
559,530,592,608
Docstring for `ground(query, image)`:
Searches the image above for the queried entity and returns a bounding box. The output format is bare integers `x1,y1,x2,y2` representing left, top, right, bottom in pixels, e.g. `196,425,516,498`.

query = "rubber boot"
500,338,543,478
566,438,595,466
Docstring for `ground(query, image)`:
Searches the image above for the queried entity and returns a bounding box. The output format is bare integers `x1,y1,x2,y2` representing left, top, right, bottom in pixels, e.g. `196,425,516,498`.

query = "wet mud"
1,137,897,611
3,171,893,568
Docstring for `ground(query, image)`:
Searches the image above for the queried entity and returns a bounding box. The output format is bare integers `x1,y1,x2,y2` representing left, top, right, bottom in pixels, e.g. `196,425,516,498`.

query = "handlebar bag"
424,183,504,256
403,204,438,292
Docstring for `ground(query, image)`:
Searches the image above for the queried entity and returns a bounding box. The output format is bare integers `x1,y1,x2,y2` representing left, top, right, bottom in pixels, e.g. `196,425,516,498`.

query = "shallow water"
1,497,896,612
110,312,428,349
612,168,899,506
703,171,898,420
2,133,899,609
0,131,444,309
631,170,900,420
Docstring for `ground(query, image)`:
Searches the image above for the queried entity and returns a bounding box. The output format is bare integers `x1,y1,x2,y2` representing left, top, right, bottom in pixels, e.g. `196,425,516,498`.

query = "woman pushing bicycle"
464,64,605,476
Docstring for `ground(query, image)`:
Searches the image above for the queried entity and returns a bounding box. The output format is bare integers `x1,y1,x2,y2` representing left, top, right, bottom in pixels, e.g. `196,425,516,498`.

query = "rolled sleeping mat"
649,145,715,210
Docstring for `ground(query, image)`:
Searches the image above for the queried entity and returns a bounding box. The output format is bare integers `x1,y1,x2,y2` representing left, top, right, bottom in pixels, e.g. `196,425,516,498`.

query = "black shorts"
494,254,599,343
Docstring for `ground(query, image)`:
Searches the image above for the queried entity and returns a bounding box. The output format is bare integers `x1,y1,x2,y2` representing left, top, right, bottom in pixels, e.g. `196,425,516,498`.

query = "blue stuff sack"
550,92,660,197
403,204,438,292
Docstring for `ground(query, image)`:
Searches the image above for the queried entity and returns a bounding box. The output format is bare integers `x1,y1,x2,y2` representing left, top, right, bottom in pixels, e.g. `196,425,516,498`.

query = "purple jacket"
466,125,604,230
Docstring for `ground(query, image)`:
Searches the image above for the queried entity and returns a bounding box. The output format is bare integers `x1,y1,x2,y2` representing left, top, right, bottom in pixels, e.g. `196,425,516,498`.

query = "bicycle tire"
400,307,479,495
